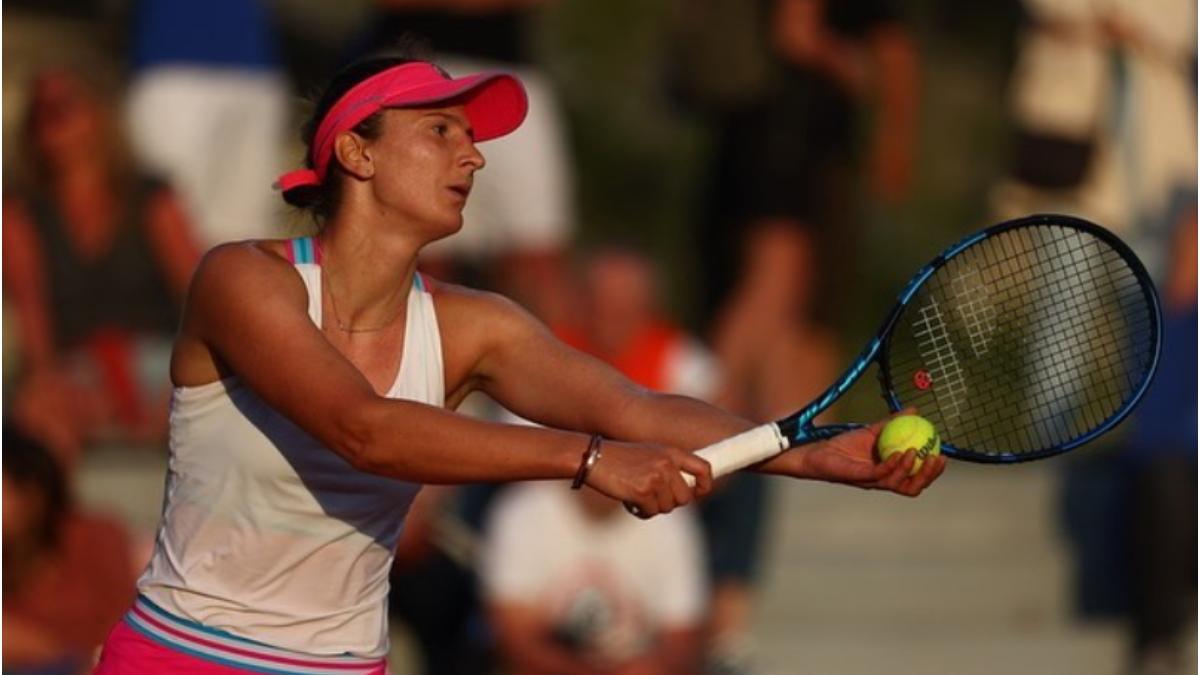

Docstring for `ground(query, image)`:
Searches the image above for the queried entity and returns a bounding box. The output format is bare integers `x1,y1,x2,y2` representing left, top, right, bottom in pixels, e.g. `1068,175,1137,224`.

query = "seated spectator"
3,65,202,463
556,246,720,399
3,425,137,675
481,482,706,675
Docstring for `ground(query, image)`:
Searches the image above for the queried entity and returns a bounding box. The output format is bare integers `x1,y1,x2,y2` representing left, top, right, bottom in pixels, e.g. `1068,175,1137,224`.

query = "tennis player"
92,55,945,674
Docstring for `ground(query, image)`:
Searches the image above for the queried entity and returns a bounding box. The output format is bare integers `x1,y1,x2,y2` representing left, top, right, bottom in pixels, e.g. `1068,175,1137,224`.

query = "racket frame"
776,213,1162,464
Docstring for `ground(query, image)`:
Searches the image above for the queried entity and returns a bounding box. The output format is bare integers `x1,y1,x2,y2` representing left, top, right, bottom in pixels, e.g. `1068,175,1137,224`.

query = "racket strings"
887,224,1156,457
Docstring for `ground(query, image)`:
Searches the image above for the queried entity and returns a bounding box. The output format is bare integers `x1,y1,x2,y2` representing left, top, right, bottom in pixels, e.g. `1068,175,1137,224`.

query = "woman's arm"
178,244,707,515
461,289,944,497
457,287,750,447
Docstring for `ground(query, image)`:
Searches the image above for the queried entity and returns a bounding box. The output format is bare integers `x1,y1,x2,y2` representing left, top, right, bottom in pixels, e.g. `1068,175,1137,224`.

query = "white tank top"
138,238,444,658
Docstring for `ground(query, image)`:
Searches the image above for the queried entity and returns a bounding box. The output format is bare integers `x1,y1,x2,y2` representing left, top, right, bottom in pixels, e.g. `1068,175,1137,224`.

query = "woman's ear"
333,132,374,180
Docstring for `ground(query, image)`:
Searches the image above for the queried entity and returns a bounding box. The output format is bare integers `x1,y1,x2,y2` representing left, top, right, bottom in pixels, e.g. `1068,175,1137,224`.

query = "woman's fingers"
676,451,714,498
888,453,947,497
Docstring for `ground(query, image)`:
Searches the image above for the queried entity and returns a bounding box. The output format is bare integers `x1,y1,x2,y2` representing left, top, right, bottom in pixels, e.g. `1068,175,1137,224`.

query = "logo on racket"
913,370,933,390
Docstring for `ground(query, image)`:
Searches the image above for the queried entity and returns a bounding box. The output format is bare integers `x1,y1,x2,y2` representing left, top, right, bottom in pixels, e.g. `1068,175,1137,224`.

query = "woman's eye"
433,124,448,136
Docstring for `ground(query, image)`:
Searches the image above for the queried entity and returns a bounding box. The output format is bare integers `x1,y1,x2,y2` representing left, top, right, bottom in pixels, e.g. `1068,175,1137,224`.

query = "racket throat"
786,420,868,445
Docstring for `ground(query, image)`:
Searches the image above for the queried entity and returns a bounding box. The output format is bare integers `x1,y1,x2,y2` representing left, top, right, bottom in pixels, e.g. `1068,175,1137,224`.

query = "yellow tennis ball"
877,415,941,475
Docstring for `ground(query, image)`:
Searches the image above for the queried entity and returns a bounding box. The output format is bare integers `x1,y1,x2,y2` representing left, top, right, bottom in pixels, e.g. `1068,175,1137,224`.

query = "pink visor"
277,62,528,193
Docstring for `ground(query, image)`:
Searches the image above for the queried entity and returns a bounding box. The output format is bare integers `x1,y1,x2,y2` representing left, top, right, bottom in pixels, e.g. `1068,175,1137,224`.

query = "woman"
93,55,944,674
4,66,201,465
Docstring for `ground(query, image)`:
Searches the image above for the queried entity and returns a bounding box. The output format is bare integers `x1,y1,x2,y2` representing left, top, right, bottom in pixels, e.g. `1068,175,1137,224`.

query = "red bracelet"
571,434,604,490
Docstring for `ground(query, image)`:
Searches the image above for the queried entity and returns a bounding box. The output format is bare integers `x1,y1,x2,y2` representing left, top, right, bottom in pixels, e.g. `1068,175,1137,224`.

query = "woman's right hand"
583,440,713,517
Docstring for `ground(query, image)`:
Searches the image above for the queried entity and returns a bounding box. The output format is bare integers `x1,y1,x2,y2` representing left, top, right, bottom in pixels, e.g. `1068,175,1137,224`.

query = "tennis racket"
678,213,1162,488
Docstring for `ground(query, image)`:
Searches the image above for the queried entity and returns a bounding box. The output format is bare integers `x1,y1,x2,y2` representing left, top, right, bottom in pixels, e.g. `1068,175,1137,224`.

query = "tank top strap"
287,236,323,265
286,237,322,325
389,271,443,403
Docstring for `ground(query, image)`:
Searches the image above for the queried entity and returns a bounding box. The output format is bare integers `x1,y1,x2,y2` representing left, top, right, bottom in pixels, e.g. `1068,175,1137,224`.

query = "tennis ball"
877,415,940,475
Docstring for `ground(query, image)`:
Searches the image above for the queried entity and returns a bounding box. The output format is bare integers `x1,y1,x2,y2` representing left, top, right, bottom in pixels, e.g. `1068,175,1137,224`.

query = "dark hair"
283,40,441,221
3,425,69,550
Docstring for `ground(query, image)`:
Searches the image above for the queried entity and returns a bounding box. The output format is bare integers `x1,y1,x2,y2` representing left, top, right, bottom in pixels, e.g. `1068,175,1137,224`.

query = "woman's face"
29,70,106,168
363,104,485,240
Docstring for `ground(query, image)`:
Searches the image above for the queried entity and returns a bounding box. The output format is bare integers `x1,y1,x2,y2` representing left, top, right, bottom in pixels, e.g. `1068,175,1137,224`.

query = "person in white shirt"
482,482,707,675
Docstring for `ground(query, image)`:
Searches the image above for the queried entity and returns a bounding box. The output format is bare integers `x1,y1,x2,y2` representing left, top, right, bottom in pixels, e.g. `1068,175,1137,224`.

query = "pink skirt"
93,596,388,675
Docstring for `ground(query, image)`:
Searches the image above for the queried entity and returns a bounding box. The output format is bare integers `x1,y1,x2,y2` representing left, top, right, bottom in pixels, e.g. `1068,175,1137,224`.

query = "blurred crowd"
1,1,1194,675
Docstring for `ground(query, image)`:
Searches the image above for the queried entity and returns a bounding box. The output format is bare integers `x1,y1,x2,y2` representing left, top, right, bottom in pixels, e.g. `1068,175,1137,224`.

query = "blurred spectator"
3,425,138,675
996,4,1198,673
125,0,287,247
710,226,837,423
481,483,706,675
559,246,791,675
669,10,920,659
992,0,1195,272
671,0,920,326
705,226,837,675
350,0,578,325
1120,204,1196,675
557,246,719,400
3,66,202,464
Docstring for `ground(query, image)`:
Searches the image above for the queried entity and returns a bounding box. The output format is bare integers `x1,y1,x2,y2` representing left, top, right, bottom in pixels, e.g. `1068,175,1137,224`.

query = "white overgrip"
682,423,789,487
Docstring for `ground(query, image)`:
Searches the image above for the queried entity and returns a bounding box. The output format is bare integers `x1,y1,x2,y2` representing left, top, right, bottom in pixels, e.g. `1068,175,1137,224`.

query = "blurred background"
2,1,1195,674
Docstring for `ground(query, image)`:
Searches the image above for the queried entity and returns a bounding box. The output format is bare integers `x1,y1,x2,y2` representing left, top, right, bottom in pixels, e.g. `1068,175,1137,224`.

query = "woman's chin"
424,219,464,244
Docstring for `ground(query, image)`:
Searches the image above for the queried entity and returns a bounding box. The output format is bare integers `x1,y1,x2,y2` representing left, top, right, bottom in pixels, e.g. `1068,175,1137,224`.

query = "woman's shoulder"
189,239,307,303
424,278,539,330
424,279,553,360
204,238,295,265
422,277,521,311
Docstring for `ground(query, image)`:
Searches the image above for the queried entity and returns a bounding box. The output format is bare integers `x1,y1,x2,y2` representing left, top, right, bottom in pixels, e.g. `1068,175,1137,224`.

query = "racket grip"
626,423,790,518
681,423,789,487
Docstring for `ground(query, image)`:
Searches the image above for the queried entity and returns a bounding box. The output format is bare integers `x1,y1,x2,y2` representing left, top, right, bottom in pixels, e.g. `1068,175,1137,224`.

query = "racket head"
878,214,1162,463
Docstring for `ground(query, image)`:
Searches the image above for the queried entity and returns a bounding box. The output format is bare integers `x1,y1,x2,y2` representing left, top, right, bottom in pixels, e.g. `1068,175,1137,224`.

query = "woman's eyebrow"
421,110,470,127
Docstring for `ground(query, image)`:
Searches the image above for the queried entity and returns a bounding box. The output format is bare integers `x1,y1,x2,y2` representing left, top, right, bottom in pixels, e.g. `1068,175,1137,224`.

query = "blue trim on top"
289,238,307,264
413,273,425,292
132,595,374,662
136,595,279,648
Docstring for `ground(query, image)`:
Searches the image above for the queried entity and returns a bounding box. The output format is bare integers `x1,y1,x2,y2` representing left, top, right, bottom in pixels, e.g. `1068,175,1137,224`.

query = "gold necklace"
322,267,404,333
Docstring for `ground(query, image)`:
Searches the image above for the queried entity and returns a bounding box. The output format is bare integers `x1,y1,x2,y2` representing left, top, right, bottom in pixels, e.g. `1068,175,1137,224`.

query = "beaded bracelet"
570,434,604,490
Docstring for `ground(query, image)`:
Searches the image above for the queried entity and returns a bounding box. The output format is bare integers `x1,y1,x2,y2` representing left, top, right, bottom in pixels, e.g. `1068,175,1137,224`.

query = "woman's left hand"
769,416,947,497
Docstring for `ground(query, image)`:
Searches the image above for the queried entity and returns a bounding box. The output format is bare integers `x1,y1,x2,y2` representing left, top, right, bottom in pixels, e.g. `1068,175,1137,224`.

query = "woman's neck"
316,220,423,330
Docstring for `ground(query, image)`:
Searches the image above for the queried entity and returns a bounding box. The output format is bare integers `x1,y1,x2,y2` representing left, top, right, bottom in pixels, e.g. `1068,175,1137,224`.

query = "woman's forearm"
336,396,586,484
601,390,815,478
599,390,755,451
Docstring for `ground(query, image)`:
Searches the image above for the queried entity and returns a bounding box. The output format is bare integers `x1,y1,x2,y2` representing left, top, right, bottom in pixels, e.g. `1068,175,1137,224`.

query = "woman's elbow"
326,397,391,474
